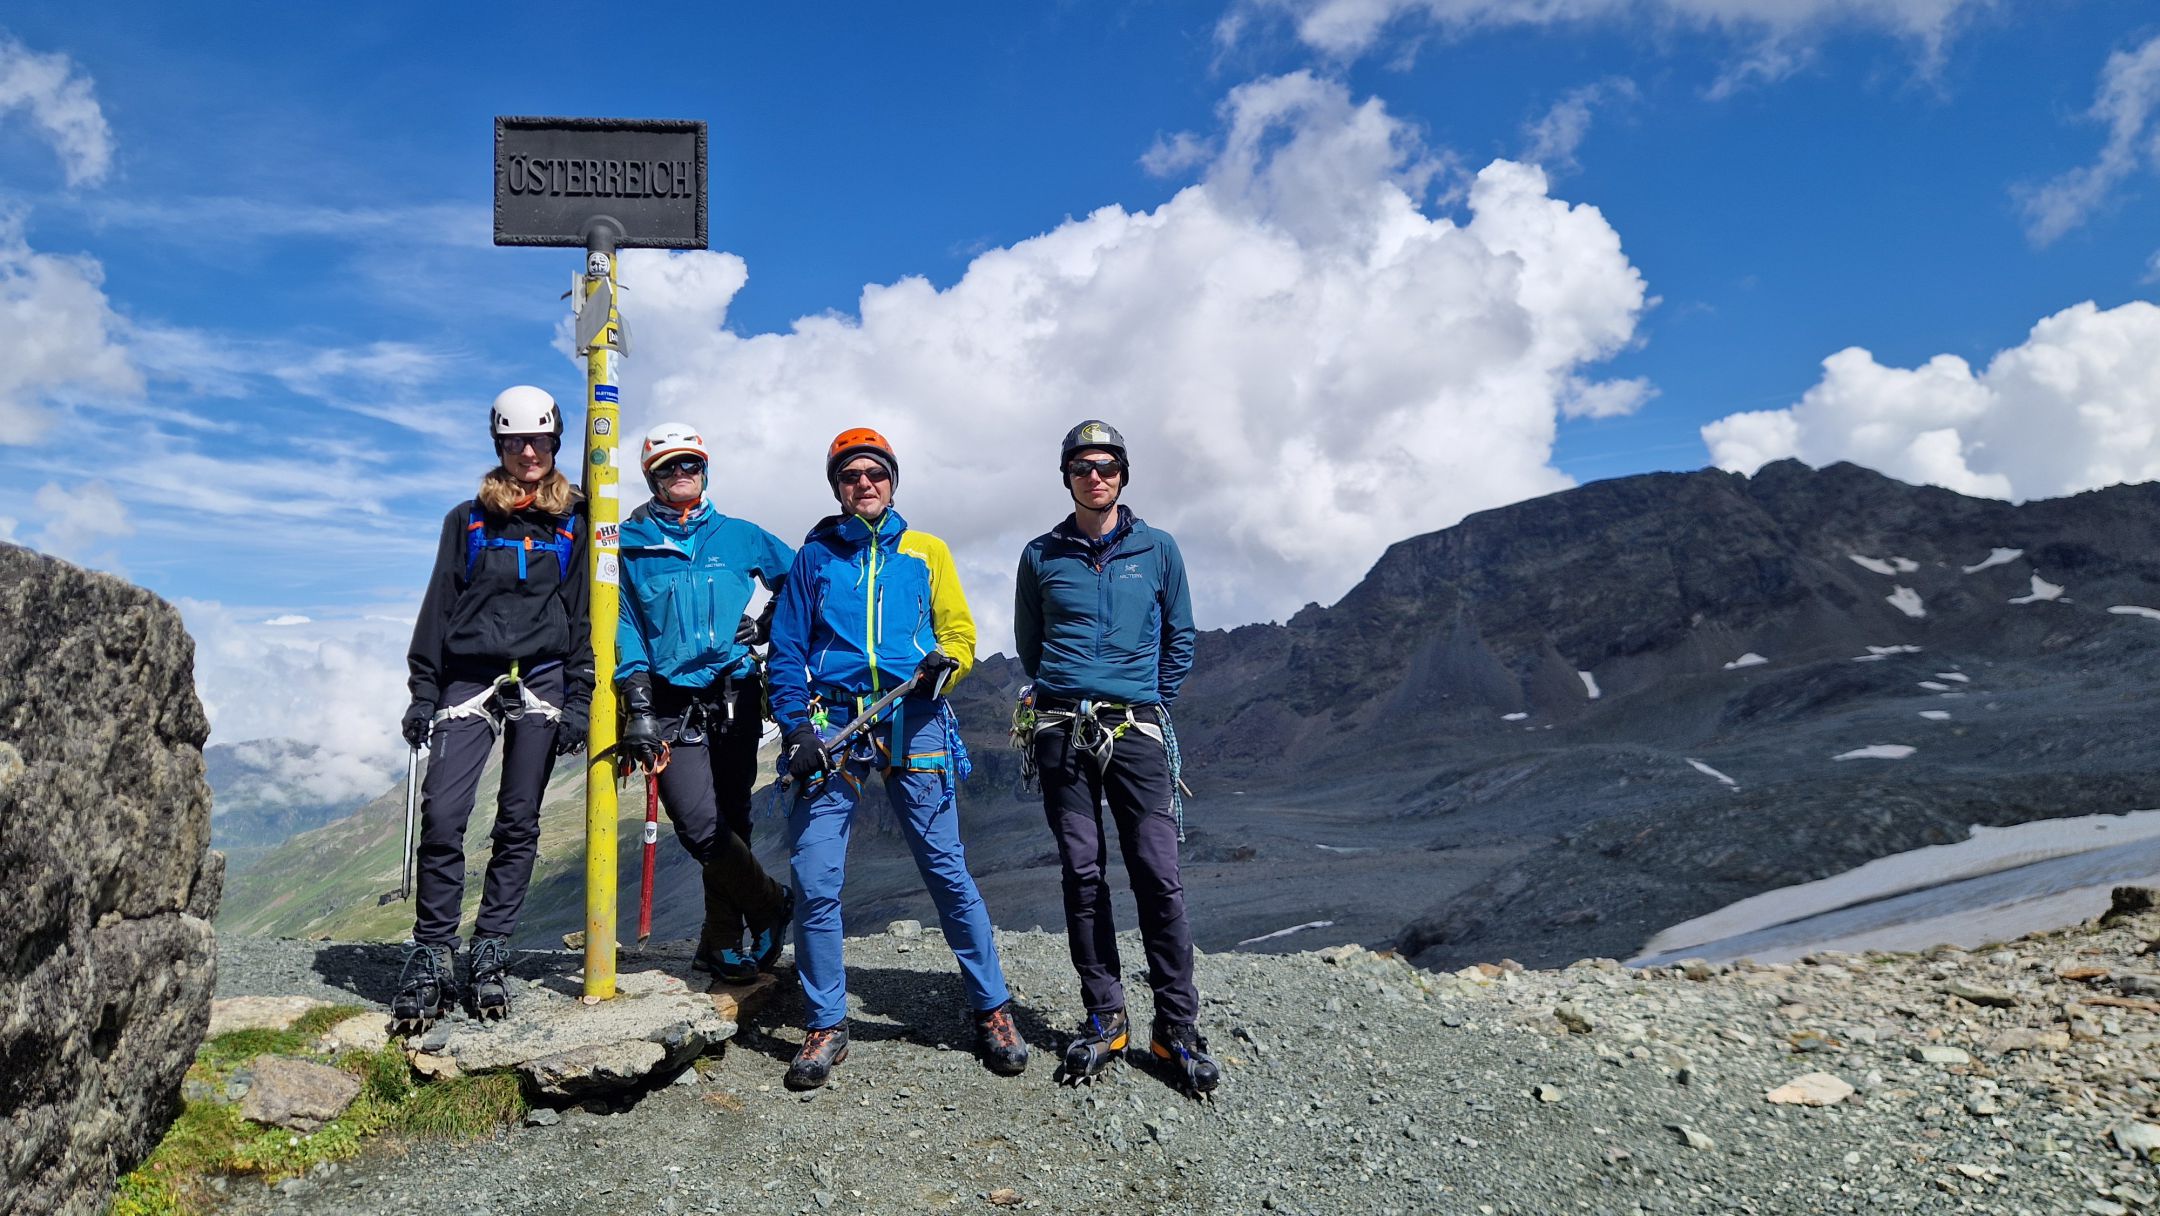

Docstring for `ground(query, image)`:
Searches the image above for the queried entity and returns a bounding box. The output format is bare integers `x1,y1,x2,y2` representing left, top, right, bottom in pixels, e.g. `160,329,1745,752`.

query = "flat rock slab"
319,1012,391,1054
239,1055,362,1132
1765,1071,1854,1107
410,969,733,1098
709,972,779,1023
210,995,334,1037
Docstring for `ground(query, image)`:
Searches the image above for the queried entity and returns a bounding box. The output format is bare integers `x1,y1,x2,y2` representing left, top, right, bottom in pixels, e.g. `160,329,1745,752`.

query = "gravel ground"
211,915,2160,1216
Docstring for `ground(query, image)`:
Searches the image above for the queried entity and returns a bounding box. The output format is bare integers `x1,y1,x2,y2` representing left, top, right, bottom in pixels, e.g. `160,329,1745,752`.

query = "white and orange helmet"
639,421,708,489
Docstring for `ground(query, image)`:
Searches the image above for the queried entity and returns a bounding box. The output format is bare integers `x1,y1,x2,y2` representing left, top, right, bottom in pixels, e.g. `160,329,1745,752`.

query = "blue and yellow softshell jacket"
615,498,794,688
1014,507,1195,706
766,507,976,734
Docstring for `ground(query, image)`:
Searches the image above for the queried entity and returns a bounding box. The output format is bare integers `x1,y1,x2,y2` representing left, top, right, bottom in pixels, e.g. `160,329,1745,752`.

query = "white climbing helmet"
489,385,562,441
640,421,708,475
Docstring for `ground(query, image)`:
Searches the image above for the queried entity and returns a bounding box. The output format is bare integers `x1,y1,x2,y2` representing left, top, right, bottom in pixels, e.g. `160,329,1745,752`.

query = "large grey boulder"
0,544,221,1216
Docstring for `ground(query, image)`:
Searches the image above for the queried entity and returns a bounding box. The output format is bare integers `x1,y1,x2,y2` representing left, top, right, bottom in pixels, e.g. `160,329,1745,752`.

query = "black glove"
913,650,961,698
784,724,828,781
734,614,764,647
554,703,589,756
618,673,664,769
401,701,435,750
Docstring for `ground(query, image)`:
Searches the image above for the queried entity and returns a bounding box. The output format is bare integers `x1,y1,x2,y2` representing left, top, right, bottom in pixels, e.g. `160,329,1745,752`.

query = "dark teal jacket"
1014,507,1195,706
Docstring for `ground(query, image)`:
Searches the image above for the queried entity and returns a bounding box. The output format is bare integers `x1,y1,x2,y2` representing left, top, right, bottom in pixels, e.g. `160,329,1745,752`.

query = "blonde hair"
476,466,577,519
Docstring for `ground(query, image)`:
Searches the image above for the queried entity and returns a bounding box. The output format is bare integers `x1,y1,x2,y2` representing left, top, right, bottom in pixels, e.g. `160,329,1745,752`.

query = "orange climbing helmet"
826,427,898,487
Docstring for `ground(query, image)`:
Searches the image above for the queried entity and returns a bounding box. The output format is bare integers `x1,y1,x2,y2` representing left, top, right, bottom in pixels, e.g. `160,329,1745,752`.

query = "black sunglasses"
836,466,892,487
653,456,706,478
497,434,560,456
1065,457,1124,480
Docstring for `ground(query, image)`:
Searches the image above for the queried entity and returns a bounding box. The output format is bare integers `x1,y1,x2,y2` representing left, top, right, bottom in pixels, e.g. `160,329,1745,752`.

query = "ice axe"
379,745,421,906
637,766,660,944
779,675,921,791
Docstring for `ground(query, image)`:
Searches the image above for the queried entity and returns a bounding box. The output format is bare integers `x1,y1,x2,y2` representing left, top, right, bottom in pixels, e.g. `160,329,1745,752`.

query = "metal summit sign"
492,116,707,248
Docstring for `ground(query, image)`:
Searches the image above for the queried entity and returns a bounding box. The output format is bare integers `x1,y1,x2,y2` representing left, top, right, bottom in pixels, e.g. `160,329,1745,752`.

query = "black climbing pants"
651,674,787,945
1035,703,1197,1028
412,665,562,946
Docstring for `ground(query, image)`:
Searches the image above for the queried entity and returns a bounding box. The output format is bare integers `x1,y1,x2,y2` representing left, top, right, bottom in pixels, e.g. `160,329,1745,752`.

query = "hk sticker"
595,523,620,549
593,417,612,435
595,384,620,403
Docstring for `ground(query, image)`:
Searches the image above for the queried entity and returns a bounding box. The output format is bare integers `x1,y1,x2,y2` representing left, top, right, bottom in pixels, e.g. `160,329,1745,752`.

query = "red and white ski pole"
637,766,659,944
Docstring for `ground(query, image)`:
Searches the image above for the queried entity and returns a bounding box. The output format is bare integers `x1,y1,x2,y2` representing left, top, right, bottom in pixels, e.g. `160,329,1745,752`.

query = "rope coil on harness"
1011,687,1190,842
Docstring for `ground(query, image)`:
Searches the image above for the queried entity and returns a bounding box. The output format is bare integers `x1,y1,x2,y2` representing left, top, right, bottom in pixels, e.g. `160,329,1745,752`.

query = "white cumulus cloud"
603,72,1649,645
2017,32,2160,246
179,598,415,804
0,35,113,186
1221,0,1990,90
1702,299,2160,501
0,215,141,443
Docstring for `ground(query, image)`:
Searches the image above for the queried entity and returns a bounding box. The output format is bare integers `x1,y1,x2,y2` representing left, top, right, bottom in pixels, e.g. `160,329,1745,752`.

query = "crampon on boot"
1056,1008,1129,1086
1150,1021,1221,1097
974,1002,1029,1076
390,942,458,1035
466,936,513,1021
785,1022,849,1091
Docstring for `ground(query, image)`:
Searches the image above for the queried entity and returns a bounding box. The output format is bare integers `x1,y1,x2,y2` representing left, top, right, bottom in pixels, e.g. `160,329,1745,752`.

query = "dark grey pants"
651,675,786,943
413,665,562,946
1035,705,1197,1028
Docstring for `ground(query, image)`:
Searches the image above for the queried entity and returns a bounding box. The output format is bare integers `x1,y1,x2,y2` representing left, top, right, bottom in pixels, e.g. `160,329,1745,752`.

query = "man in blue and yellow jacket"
765,427,1026,1090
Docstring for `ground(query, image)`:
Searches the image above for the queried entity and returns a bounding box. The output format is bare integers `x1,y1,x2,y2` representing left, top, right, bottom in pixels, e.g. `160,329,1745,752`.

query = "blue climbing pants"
787,701,1011,1029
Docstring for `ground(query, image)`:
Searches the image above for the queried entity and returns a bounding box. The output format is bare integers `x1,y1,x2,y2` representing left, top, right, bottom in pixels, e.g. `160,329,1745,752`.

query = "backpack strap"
464,502,576,584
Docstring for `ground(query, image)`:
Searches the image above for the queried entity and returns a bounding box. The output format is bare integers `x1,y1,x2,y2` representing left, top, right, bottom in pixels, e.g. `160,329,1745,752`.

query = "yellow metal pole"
581,243,624,1001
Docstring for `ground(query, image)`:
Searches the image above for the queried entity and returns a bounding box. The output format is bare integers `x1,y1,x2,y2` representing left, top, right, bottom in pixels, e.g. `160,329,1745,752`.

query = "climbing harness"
1011,686,1191,841
432,659,564,738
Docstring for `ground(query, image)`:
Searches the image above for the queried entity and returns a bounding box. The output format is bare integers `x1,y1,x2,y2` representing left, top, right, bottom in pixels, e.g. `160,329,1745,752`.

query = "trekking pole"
398,745,420,901
637,768,659,944
780,675,921,791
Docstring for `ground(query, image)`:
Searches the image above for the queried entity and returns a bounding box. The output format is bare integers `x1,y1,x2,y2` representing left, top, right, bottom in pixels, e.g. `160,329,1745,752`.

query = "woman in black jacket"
394,385,592,1030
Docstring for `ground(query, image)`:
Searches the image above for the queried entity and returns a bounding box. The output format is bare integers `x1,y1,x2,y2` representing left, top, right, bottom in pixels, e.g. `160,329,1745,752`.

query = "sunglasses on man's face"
836,466,892,487
498,434,559,456
1065,458,1124,481
653,457,706,478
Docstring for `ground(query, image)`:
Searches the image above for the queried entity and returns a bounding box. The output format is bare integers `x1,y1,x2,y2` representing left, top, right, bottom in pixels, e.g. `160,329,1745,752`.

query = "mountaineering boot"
749,889,796,975
1150,1021,1221,1097
466,936,513,1021
1057,1008,1129,1085
974,1002,1029,1076
390,942,458,1035
786,1022,849,1091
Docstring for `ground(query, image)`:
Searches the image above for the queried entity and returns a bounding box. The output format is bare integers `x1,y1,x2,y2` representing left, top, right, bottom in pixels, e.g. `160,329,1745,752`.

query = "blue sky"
3,1,2159,786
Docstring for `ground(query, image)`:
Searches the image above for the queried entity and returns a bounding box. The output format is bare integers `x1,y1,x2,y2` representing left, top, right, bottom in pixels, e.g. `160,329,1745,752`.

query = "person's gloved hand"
554,703,589,756
913,650,961,698
734,614,763,647
401,701,436,750
617,673,664,769
784,724,828,781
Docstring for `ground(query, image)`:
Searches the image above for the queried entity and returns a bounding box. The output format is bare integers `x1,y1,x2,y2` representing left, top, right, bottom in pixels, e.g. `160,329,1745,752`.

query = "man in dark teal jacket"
1014,420,1216,1095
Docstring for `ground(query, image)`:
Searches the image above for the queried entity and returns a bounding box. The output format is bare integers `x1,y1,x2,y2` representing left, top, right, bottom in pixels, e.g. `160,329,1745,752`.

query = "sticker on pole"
596,554,620,586
493,116,708,249
595,523,620,549
593,417,612,435
595,384,620,403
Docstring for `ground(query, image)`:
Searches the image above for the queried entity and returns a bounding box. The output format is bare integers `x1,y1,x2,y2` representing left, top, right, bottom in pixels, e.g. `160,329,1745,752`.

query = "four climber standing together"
397,396,1218,1097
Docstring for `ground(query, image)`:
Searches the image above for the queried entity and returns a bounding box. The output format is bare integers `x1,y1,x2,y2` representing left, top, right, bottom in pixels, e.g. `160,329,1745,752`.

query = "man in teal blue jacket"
1014,419,1216,1095
764,427,1026,1091
615,422,793,982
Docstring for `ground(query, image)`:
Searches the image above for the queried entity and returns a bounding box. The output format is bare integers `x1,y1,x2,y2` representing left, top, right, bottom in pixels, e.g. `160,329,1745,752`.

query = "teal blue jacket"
1014,507,1195,706
615,498,793,688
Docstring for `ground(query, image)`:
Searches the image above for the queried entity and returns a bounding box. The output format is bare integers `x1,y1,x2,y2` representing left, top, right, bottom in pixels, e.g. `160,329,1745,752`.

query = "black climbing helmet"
1059,420,1130,485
